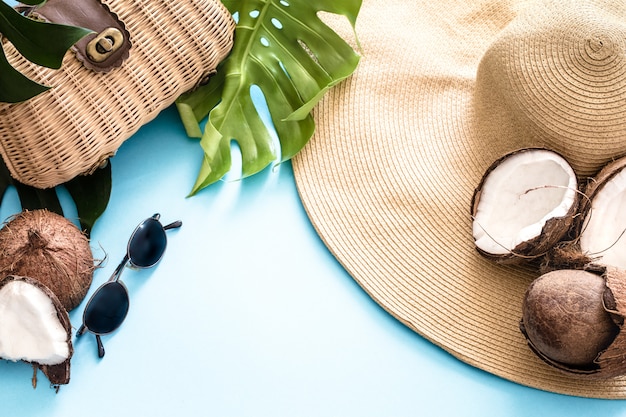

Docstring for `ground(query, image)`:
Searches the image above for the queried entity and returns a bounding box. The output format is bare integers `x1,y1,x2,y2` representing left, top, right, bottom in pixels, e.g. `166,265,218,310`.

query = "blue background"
0,104,625,415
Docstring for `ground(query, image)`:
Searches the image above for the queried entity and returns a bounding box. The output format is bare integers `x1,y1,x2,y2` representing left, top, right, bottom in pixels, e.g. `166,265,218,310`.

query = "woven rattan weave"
0,0,235,188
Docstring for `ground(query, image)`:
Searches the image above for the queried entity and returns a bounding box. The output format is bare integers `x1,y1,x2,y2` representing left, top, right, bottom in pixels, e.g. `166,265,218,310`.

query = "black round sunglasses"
77,213,182,358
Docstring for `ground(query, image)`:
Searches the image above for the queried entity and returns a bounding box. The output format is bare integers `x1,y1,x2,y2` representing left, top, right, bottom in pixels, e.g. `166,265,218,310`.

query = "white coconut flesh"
580,168,626,270
473,150,577,255
0,279,69,365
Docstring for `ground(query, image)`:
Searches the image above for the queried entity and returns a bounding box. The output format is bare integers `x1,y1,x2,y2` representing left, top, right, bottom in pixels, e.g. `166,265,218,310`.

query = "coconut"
0,275,73,387
520,266,626,378
578,155,626,270
471,148,579,264
0,210,94,311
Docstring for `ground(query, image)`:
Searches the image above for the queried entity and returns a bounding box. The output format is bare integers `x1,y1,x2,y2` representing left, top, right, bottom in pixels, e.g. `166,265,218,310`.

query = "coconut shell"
0,275,73,387
0,210,94,311
521,265,626,379
471,148,579,264
520,268,620,373
574,155,626,237
583,155,626,203
593,267,626,378
499,213,578,264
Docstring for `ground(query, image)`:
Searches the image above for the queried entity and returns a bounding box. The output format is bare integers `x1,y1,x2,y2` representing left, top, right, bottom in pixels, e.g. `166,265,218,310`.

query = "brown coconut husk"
0,275,73,387
539,240,595,274
471,148,580,265
0,210,94,311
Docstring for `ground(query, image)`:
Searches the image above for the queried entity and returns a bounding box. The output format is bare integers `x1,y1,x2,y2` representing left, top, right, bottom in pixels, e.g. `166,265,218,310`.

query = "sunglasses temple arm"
108,254,130,282
164,220,182,231
96,334,105,358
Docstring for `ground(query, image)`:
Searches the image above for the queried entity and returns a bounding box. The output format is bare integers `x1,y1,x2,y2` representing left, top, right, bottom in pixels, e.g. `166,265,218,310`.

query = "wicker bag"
0,0,235,188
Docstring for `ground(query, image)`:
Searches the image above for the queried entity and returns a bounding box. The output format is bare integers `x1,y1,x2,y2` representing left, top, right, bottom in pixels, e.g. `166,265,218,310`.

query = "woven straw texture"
293,0,626,398
0,0,235,188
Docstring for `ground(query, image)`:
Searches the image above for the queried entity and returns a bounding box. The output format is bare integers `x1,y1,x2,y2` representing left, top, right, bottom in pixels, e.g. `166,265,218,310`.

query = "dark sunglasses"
77,213,182,358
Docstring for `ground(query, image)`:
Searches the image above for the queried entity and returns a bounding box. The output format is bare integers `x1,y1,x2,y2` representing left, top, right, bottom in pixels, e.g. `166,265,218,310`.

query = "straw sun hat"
292,0,626,398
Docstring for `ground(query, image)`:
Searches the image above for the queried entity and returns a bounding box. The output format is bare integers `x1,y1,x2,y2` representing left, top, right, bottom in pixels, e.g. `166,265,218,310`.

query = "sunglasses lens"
128,218,167,268
83,282,130,334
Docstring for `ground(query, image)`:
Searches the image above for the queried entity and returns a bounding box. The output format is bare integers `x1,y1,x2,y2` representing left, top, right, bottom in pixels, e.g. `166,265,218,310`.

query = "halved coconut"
471,148,578,263
579,156,626,269
0,275,72,387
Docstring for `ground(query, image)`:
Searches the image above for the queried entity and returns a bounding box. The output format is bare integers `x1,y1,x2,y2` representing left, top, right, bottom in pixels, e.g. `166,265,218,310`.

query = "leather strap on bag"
29,0,131,72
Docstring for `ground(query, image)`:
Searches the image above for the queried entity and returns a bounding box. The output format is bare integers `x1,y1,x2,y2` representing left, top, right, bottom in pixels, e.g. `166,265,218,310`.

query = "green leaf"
0,1,91,69
65,163,111,233
13,181,63,213
0,158,111,236
176,68,226,138
0,41,49,103
176,0,361,195
219,0,239,14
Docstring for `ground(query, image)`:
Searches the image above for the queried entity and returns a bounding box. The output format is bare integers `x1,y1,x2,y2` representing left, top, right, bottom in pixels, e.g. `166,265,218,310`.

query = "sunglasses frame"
77,213,182,358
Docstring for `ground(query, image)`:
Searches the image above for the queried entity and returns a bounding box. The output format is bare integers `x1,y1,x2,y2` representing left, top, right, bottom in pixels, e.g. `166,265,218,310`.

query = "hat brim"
292,0,626,398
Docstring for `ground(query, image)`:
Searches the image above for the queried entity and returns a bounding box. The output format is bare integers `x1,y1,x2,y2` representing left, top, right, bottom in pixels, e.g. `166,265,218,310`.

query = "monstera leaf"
0,0,360,229
0,159,111,235
0,0,91,103
176,0,362,194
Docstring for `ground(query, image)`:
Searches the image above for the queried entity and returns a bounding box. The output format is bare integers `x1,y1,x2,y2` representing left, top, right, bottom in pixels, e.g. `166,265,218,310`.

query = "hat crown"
476,5,626,175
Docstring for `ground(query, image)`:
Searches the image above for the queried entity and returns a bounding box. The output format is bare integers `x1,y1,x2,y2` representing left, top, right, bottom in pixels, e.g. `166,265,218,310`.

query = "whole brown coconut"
0,210,94,311
521,266,626,378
